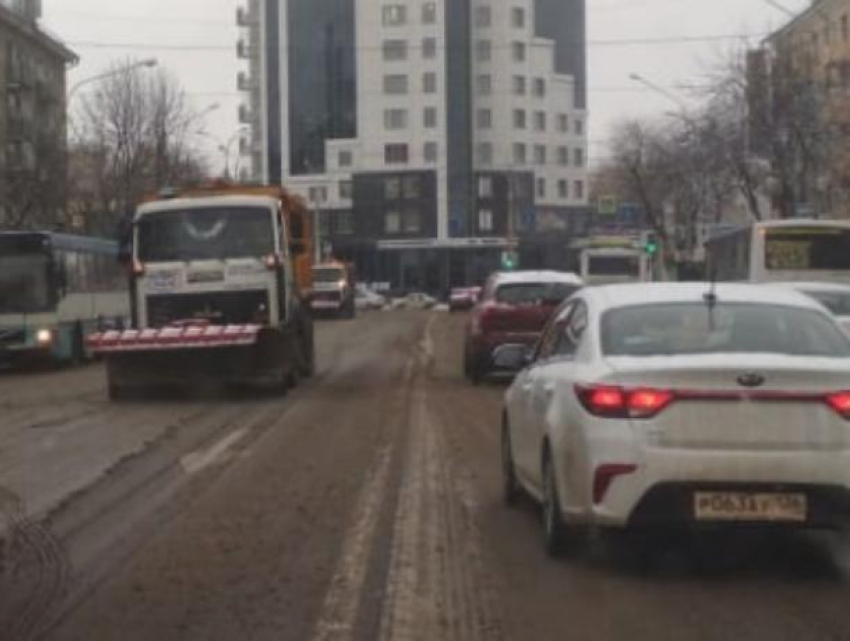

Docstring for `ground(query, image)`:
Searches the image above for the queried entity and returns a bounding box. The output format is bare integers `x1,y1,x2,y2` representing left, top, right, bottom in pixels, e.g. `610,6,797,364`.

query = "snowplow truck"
88,184,315,400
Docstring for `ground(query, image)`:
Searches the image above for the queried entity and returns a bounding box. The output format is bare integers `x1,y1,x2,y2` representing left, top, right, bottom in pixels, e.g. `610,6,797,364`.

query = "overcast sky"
43,0,809,171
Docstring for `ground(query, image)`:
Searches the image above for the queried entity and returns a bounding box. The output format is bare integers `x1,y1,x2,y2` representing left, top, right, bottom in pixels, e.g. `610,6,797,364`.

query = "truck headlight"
36,329,53,345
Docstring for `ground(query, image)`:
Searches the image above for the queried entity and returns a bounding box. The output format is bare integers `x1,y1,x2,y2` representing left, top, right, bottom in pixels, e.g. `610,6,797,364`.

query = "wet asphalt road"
2,311,850,640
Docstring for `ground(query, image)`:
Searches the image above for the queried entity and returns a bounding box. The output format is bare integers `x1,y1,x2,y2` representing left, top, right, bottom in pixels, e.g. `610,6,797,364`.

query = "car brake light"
826,392,850,419
575,384,674,419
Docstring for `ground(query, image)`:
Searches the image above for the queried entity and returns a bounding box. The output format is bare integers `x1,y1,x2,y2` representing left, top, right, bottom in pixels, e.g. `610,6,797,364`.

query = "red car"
464,271,583,382
449,286,482,312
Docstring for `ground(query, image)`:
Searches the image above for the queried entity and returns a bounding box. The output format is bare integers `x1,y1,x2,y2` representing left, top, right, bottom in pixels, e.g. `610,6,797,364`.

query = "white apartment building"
237,0,589,291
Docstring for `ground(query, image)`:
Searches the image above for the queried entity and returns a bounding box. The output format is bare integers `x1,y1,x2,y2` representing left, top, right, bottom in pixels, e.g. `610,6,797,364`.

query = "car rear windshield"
602,302,850,358
495,283,579,306
803,290,850,316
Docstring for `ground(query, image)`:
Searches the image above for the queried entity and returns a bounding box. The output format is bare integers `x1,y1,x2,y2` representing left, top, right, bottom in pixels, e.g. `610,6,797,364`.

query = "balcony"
236,39,258,60
238,104,258,125
236,1,260,27
237,71,258,92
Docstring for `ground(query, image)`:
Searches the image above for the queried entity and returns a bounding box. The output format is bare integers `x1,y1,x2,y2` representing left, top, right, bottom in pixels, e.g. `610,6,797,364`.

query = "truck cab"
310,261,356,319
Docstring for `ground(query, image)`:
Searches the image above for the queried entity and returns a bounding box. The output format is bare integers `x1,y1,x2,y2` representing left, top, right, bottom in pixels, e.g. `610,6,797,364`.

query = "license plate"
694,492,807,522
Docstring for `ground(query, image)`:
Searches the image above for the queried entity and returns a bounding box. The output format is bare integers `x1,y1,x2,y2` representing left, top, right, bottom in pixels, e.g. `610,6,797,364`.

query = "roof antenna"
704,266,718,331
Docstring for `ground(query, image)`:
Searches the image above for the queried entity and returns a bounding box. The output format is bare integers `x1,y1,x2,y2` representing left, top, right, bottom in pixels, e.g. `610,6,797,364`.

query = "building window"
383,40,408,61
403,210,422,233
475,5,491,27
534,111,546,132
385,144,409,165
422,37,437,59
574,118,584,135
424,142,439,163
534,144,546,164
384,177,402,199
308,186,328,203
339,180,353,200
558,179,568,199
513,75,526,95
557,114,569,132
423,72,438,93
382,5,407,26
384,108,408,130
476,74,492,95
337,212,354,235
383,74,409,94
557,146,569,166
513,109,526,129
573,148,584,167
477,142,493,166
319,211,332,237
404,176,421,198
511,7,525,28
477,108,492,129
422,2,437,24
513,143,527,164
338,150,353,167
536,178,546,198
533,78,546,97
575,180,585,200
479,209,494,232
512,42,526,62
478,176,493,198
424,107,438,128
385,210,402,233
476,40,492,62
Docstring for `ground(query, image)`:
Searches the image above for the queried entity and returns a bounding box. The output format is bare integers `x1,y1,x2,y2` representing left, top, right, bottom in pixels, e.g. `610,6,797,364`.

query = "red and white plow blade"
87,324,262,353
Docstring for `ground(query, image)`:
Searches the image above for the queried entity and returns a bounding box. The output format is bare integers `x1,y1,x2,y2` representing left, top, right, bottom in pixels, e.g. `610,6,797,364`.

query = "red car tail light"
826,392,850,419
575,385,674,419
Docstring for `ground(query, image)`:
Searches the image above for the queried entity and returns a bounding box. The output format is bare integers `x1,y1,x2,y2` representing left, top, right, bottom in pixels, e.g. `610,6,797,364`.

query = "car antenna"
703,267,718,331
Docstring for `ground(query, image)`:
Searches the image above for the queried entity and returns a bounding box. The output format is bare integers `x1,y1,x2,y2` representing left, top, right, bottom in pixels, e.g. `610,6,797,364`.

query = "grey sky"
43,0,808,171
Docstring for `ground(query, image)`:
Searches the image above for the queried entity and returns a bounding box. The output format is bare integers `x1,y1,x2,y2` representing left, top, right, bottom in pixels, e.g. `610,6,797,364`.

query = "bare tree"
69,60,208,237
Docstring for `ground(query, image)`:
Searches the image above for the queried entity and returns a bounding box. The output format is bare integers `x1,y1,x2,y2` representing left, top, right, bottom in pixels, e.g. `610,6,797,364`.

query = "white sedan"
497,283,850,557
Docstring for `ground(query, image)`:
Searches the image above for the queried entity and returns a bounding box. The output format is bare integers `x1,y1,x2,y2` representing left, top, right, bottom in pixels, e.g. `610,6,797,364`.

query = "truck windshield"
137,207,275,262
588,255,641,276
0,238,54,314
313,268,346,284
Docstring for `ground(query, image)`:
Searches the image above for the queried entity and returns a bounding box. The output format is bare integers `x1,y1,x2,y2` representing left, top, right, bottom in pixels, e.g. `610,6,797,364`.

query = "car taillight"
826,392,850,419
575,384,674,419
478,302,512,332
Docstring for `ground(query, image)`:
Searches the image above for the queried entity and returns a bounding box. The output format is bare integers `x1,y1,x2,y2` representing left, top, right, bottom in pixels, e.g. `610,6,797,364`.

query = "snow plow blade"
87,324,262,353
87,325,300,398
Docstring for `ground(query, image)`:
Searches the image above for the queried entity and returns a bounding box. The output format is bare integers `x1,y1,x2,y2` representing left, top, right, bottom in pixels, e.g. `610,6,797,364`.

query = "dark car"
463,271,583,383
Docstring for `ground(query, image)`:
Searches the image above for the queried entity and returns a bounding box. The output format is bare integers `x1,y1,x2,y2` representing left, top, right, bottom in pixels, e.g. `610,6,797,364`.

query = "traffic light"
643,233,659,256
501,250,518,271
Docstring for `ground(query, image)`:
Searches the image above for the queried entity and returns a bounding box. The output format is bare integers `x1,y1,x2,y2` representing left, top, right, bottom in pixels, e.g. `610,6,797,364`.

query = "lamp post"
68,58,158,101
628,72,689,111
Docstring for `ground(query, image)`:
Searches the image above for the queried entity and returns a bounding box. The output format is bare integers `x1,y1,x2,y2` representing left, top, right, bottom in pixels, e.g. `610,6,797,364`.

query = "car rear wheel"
501,418,521,506
542,450,579,558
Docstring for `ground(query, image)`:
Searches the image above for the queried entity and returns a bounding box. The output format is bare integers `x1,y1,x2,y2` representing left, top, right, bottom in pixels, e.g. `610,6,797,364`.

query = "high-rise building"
237,0,589,291
0,0,77,230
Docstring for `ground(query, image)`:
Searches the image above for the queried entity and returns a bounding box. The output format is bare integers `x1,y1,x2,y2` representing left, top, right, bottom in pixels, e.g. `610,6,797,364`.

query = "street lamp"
68,58,158,101
628,72,689,111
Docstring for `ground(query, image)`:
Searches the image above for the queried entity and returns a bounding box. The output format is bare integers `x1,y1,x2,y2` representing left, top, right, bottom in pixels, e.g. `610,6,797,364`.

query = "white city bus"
705,219,850,284
0,232,129,364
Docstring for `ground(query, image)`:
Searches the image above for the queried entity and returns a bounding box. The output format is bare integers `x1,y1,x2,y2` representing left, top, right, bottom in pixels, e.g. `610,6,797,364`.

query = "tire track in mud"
375,318,506,641
0,487,70,641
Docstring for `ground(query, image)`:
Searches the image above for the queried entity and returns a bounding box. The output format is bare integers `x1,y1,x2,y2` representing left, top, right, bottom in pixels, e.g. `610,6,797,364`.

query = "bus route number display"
765,239,812,270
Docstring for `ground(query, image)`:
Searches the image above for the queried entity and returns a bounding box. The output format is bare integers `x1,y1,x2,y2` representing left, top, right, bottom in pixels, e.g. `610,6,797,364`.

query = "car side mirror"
492,343,532,372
